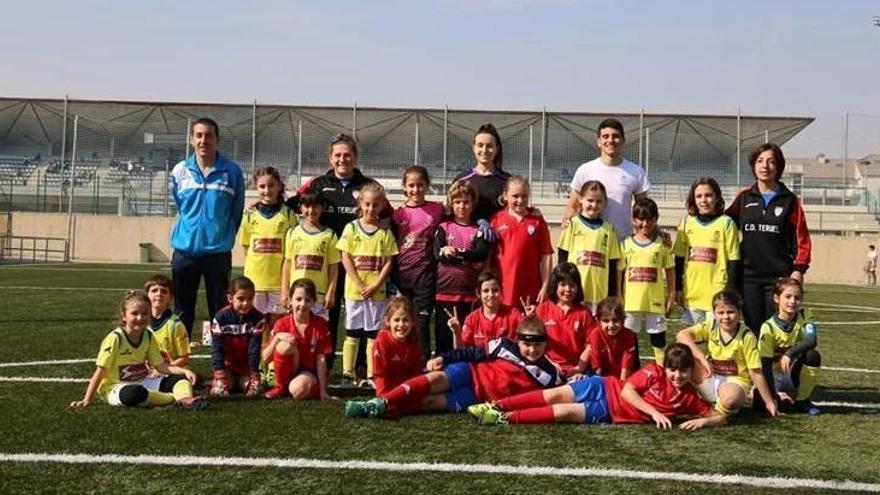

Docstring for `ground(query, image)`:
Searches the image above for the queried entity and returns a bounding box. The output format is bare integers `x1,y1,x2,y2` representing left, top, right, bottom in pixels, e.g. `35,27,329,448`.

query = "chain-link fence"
0,97,877,216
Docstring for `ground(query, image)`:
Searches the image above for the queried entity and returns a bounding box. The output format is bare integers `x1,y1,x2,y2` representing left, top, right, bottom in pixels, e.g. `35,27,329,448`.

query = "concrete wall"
8,212,876,286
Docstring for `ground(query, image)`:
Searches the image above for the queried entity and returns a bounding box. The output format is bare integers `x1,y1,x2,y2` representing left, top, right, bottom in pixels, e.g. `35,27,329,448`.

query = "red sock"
397,397,425,416
382,374,431,408
508,406,557,424
272,352,297,393
495,389,548,412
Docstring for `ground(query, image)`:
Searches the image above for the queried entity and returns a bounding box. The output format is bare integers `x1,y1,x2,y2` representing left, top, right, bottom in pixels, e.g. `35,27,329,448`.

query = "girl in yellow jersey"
240,166,297,316
71,291,205,410
557,180,621,312
337,183,398,388
677,289,777,417
672,177,740,325
758,278,821,415
617,197,675,365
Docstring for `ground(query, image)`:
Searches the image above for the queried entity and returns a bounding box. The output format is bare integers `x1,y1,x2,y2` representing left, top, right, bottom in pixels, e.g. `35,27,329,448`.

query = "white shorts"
696,374,750,404
312,302,329,321
345,299,386,332
106,376,164,407
253,291,284,315
681,307,712,326
624,312,667,335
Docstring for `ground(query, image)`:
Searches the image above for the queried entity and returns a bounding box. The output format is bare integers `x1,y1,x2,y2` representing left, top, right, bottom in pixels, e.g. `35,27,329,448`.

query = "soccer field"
1,263,879,494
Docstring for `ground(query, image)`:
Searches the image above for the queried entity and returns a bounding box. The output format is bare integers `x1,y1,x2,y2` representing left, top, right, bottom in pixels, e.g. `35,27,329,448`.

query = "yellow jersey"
95,328,164,398
284,224,341,299
758,310,816,363
336,220,398,301
691,320,761,388
672,215,740,311
148,310,189,363
557,217,621,304
619,236,674,314
240,205,297,291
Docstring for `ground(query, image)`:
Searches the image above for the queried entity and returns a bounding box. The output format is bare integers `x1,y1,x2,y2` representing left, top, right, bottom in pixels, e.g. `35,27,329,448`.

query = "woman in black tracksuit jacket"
726,143,812,333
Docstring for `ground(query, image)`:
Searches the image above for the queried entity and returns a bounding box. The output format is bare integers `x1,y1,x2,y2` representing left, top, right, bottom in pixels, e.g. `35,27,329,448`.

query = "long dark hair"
474,123,503,171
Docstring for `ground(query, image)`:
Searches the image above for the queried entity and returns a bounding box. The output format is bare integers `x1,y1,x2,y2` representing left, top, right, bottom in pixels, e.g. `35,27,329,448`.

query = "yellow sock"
713,401,736,416
365,338,376,378
652,346,665,366
342,336,359,377
171,378,194,401
797,365,821,401
146,390,175,407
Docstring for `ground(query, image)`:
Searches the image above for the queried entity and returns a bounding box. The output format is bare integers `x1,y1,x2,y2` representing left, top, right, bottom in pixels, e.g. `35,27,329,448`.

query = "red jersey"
490,210,553,306
271,314,333,373
457,338,562,402
460,304,523,347
605,363,711,424
588,325,638,379
535,300,595,374
372,329,424,396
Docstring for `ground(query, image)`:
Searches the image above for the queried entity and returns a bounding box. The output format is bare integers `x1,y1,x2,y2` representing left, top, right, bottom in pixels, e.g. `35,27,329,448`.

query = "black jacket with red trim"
726,182,811,281
286,168,383,237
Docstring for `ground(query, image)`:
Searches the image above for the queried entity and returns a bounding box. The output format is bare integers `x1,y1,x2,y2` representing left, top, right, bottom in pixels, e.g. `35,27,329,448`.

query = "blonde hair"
500,175,530,207
356,182,387,218
117,290,150,326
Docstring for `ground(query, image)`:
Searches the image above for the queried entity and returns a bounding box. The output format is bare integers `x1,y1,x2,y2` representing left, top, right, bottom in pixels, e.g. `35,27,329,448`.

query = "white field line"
0,376,86,383
807,302,880,312
0,266,168,273
0,452,878,492
634,356,880,374
814,401,880,410
0,286,137,292
819,321,880,326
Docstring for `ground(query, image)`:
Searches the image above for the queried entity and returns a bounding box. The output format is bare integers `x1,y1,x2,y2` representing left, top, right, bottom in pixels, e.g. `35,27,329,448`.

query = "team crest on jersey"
774,206,783,217
527,225,536,235
352,190,360,200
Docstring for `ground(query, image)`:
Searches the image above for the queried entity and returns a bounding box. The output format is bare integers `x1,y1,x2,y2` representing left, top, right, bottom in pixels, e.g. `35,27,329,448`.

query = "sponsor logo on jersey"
354,255,384,271
709,358,738,376
295,254,324,271
628,267,658,283
253,238,282,254
688,247,718,263
577,250,605,267
119,363,149,382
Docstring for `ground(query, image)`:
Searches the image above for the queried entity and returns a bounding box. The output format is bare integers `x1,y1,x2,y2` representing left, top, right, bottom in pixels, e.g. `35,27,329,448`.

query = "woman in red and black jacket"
726,143,811,333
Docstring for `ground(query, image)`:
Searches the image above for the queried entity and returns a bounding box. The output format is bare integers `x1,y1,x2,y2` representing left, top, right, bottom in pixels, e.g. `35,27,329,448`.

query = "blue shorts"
568,376,612,424
443,362,476,413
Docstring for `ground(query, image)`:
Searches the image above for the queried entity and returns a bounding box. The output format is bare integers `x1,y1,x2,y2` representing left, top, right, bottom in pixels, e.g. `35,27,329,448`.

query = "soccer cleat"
209,370,230,398
358,378,375,390
345,400,368,418
475,405,509,426
467,402,495,421
264,386,287,400
338,375,357,389
363,397,387,418
175,395,209,411
245,373,263,398
797,400,821,416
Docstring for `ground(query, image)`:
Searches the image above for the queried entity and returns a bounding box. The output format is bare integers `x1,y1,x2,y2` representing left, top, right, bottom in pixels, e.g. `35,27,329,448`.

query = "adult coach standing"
563,118,650,240
169,117,245,337
726,143,811,333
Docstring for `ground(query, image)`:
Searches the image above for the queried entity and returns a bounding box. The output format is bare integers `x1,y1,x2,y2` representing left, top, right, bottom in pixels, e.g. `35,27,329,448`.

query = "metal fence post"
639,108,644,166
843,111,849,204
352,102,357,139
442,106,448,190
645,127,651,179
185,118,191,160
297,119,303,188
540,107,546,198
736,108,741,187
414,113,420,166
251,99,257,177
528,124,534,186
59,95,68,213
66,115,78,255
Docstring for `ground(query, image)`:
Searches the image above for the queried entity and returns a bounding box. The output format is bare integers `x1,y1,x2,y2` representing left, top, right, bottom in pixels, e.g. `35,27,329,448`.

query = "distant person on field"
865,245,877,285
564,118,650,241
726,144,811,333
170,117,245,337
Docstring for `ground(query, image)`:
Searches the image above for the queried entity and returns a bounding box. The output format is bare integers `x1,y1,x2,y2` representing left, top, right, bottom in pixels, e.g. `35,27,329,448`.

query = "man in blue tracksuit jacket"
169,117,245,337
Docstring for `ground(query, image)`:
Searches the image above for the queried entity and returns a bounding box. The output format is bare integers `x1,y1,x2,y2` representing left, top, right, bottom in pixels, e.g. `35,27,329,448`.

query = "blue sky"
3,0,879,158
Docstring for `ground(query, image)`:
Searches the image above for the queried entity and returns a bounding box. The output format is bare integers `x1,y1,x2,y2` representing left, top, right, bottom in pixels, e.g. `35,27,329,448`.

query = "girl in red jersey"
531,263,596,380
470,344,725,430
262,279,334,400
490,176,554,306
587,297,638,381
446,270,523,348
372,297,425,397
344,316,563,419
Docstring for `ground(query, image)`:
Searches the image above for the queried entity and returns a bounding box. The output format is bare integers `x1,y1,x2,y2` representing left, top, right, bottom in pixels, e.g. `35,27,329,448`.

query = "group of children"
73,164,823,430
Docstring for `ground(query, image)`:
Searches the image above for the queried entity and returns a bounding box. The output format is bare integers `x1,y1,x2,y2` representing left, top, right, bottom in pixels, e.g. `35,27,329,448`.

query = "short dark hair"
748,143,786,182
143,274,173,295
685,176,725,216
664,343,695,371
330,133,359,158
228,276,256,294
712,289,742,311
579,180,607,199
548,263,584,304
403,165,431,186
594,297,625,322
475,270,501,296
298,190,325,207
289,277,317,300
632,196,659,220
773,277,802,297
597,118,625,139
192,117,220,138
516,315,546,336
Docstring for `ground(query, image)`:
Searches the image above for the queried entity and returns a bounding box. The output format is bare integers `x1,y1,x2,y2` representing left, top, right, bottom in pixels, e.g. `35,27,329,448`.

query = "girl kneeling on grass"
344,316,562,419
71,290,206,410
677,289,778,417
469,344,724,430
262,278,334,400
372,296,425,397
